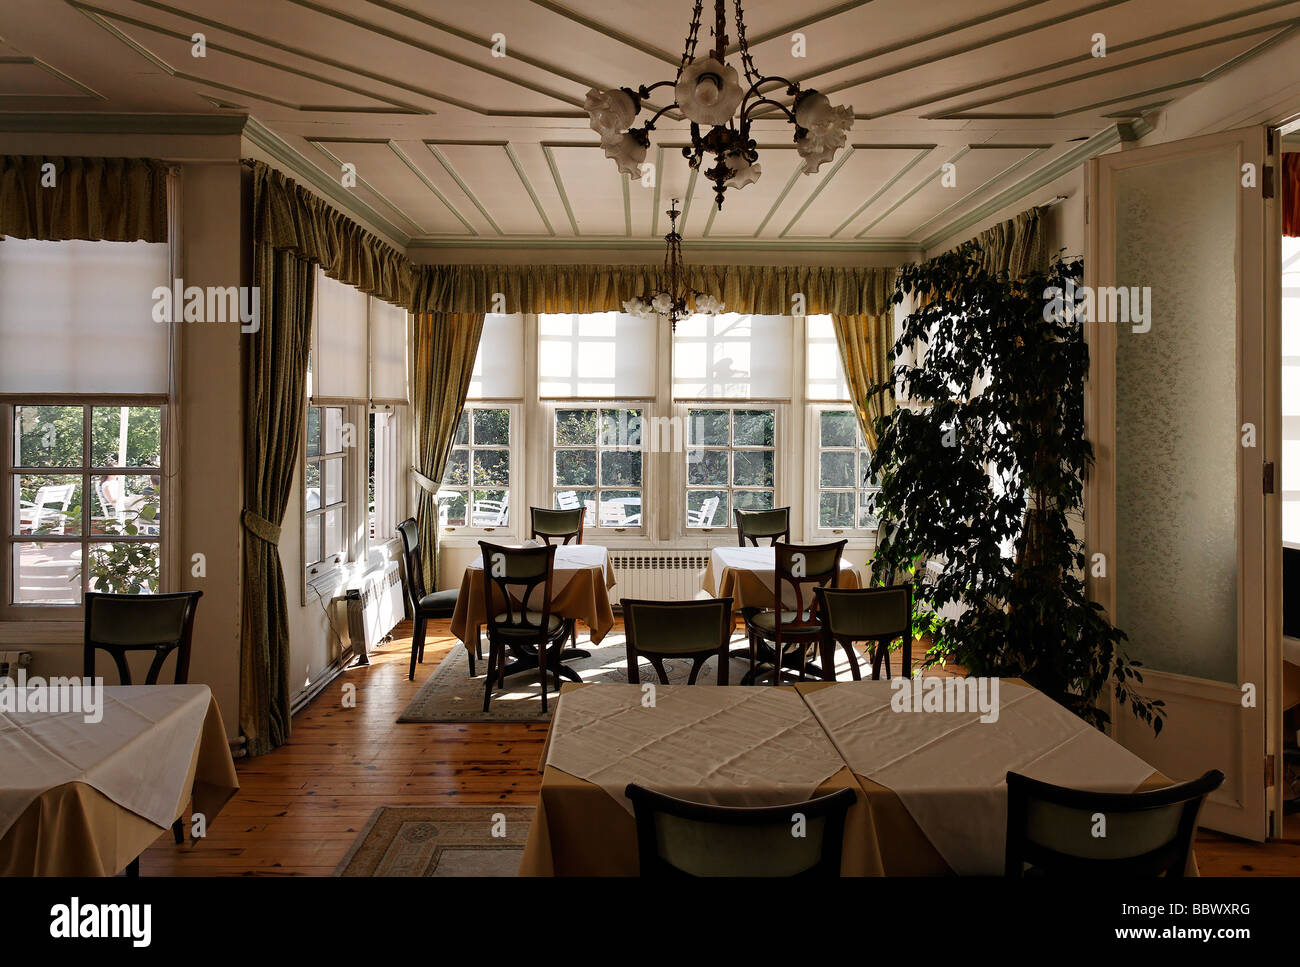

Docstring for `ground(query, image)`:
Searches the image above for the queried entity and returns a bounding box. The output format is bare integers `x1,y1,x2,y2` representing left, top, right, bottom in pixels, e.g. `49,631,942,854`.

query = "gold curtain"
411,262,894,316
0,155,167,241
963,206,1049,279
831,312,896,451
412,312,486,585
1284,153,1300,237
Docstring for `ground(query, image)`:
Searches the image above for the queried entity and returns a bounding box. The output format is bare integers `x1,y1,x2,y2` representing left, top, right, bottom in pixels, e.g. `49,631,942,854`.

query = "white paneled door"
1086,126,1281,841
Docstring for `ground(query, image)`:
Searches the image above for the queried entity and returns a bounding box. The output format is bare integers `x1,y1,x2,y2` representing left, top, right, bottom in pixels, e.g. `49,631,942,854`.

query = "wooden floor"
142,619,1300,876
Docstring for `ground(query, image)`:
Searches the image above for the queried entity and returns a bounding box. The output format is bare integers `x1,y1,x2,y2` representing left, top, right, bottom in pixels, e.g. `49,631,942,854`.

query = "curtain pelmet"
0,155,167,242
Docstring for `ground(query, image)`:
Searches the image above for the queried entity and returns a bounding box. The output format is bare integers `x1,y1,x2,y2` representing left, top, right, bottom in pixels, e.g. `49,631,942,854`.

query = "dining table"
0,683,238,876
448,542,617,682
517,679,1187,876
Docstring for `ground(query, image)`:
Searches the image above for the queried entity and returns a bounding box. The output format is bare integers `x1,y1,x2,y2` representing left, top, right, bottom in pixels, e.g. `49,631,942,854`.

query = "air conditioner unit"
608,551,710,606
344,559,405,664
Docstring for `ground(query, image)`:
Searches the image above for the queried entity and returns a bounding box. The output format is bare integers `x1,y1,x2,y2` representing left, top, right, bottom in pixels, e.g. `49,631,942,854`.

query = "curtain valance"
946,205,1050,278
411,262,896,317
248,161,415,308
0,155,168,242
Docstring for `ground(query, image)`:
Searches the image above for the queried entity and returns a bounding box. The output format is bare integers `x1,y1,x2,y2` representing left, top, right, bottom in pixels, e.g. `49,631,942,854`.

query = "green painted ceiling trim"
541,144,581,236
503,142,556,236
424,142,503,235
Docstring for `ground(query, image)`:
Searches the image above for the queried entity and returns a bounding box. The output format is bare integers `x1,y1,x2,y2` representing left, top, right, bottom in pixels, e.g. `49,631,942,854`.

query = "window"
305,404,349,571
368,406,404,544
552,406,644,529
6,402,165,607
440,405,513,531
812,408,879,534
685,406,776,529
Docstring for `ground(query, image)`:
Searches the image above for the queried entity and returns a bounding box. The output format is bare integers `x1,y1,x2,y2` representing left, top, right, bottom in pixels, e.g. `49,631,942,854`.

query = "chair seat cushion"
491,611,564,636
748,610,821,635
417,589,459,615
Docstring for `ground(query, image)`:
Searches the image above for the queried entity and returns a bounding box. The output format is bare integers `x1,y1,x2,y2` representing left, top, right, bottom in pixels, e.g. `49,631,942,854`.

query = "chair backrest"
815,584,911,642
30,482,76,533
773,540,846,628
83,591,203,685
623,598,733,658
478,540,557,636
735,507,790,546
687,496,720,527
1005,769,1224,877
532,506,583,545
625,784,855,876
396,517,425,609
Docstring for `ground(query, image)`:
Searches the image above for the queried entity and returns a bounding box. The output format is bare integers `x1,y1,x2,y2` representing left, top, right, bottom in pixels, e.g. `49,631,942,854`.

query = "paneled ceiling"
2,0,1297,251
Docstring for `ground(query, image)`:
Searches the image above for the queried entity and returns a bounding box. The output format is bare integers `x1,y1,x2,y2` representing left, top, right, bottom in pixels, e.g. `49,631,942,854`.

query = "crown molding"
405,235,923,254
0,112,247,135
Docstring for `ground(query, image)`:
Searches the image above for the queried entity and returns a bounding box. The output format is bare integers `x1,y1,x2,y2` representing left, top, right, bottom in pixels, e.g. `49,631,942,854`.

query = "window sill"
0,620,84,645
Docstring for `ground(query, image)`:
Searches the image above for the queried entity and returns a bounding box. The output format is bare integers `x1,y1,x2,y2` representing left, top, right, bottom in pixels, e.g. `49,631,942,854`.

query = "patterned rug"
397,630,868,723
333,805,534,876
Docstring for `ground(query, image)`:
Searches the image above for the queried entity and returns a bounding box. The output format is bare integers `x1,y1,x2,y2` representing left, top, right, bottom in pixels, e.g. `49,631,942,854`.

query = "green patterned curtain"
412,312,486,585
0,155,167,241
963,206,1049,278
831,312,896,451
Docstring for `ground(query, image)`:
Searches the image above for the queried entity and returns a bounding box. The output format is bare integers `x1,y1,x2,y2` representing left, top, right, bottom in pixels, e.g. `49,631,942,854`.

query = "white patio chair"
686,495,721,527
471,491,510,527
18,483,76,535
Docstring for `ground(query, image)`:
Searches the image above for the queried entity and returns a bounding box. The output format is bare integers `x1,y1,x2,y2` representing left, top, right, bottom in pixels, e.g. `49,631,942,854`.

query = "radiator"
609,551,710,606
344,560,405,663
0,651,31,678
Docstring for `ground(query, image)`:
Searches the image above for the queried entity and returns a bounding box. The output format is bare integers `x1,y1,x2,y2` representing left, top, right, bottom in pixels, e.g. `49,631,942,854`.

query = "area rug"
333,805,534,877
397,630,867,723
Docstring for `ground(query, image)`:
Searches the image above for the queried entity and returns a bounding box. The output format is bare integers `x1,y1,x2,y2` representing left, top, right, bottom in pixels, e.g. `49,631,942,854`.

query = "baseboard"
290,657,351,716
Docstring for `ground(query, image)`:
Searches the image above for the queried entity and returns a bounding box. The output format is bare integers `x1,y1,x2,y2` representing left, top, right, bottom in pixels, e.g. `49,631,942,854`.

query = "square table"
0,684,238,876
701,545,862,610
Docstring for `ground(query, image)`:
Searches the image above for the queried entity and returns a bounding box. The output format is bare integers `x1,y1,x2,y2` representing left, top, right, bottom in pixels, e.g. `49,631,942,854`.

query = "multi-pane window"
305,405,348,570
9,403,163,605
440,406,511,530
815,409,878,532
552,407,643,528
685,406,776,528
368,406,404,544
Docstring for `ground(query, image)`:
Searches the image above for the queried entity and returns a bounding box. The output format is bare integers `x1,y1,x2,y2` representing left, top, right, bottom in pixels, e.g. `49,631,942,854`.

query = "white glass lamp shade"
585,87,638,141
603,132,648,178
794,91,854,175
675,57,744,126
622,296,654,318
724,153,762,190
693,293,725,314
651,292,674,315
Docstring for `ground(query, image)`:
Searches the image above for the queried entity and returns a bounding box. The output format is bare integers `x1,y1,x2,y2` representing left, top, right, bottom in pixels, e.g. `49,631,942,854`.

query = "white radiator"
609,551,711,606
344,559,405,663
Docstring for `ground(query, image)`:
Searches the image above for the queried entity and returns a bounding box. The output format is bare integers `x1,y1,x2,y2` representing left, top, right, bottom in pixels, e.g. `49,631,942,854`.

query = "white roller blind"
538,312,657,399
0,238,169,394
369,296,408,401
806,314,850,401
314,268,368,399
673,313,793,400
467,313,524,399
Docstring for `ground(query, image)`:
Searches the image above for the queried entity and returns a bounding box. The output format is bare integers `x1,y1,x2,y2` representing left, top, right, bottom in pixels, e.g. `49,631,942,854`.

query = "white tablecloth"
710,545,858,607
467,543,608,599
801,680,1157,875
0,684,214,839
546,684,846,815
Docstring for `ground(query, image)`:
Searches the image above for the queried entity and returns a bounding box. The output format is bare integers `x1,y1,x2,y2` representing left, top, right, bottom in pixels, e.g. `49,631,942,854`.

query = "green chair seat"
749,609,820,634
491,611,564,635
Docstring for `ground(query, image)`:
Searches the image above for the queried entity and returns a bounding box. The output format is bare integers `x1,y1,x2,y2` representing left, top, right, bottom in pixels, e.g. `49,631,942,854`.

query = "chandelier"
584,0,854,211
623,199,723,330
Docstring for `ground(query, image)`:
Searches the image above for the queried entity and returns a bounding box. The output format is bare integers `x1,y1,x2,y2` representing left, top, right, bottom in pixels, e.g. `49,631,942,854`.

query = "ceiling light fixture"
585,0,853,210
623,199,723,330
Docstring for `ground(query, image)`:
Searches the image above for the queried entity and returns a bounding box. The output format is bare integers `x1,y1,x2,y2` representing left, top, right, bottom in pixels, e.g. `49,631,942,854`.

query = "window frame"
1,395,170,619
805,403,880,540
546,401,650,538
367,403,407,550
676,401,782,540
438,401,522,540
303,402,356,583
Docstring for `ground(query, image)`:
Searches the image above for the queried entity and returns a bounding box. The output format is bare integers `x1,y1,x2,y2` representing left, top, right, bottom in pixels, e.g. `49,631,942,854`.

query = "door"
1085,125,1279,840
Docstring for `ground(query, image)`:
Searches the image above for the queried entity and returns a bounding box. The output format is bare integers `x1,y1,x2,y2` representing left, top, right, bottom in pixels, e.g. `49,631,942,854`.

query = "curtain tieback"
241,509,282,544
412,468,440,495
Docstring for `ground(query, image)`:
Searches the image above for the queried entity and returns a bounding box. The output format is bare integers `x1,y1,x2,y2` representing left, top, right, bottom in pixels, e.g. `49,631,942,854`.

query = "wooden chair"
530,506,583,545
397,517,465,680
625,783,855,877
814,584,912,681
622,598,733,686
83,590,203,873
1005,769,1225,877
478,541,570,713
743,540,846,684
734,507,790,546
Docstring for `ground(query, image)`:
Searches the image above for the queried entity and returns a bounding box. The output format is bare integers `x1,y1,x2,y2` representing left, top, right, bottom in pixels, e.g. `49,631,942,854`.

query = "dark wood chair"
625,783,856,876
1005,769,1225,877
478,541,571,713
397,517,464,680
814,584,912,681
622,598,733,686
734,507,790,546
743,540,846,684
83,590,202,873
530,506,583,545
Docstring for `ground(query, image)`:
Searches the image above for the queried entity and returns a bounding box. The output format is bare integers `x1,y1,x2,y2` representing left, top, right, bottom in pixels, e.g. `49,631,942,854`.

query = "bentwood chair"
531,506,584,545
397,518,464,680
744,540,846,684
734,507,790,546
622,598,733,686
625,784,856,877
478,541,571,713
814,584,912,681
1004,769,1224,877
83,590,203,870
